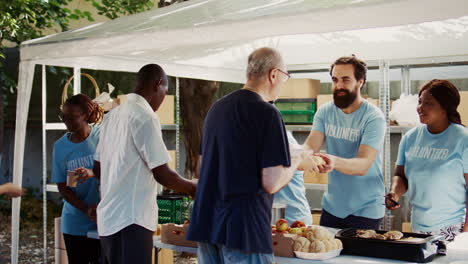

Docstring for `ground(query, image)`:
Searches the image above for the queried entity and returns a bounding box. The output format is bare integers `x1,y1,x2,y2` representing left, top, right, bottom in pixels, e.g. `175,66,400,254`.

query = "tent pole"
11,61,35,264
41,65,48,264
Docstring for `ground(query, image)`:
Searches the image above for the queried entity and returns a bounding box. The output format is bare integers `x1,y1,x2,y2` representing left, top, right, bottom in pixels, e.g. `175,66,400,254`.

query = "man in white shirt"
78,64,196,264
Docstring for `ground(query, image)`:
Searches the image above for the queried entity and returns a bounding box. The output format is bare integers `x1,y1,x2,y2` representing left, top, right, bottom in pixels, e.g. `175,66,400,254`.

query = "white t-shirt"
95,93,170,236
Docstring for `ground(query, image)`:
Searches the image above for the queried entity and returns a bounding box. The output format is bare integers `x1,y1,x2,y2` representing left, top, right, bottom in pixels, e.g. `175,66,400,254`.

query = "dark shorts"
320,209,383,229
63,233,101,264
100,224,153,264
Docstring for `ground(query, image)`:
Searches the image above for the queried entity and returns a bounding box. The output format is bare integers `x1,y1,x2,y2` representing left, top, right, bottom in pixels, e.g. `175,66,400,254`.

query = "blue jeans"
197,242,275,264
320,209,383,229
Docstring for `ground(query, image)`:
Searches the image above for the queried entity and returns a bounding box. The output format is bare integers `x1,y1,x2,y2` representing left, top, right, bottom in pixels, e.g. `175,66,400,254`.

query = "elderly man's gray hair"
246,47,283,80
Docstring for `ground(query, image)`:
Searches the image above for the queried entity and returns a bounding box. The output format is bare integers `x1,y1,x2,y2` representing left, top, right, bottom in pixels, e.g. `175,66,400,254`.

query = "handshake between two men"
290,142,334,174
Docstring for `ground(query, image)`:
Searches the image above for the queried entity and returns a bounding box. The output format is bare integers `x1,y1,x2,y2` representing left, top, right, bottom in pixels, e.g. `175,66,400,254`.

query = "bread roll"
309,239,326,253
322,239,336,251
293,237,311,252
314,226,332,240
298,154,325,171
334,238,343,249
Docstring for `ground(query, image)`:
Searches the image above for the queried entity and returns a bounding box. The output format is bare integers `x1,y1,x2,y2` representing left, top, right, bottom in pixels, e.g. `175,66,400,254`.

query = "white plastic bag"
389,94,421,127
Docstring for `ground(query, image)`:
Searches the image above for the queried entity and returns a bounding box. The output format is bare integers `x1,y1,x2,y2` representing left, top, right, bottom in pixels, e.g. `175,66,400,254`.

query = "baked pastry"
315,226,332,240
322,239,336,251
334,238,343,249
373,234,387,240
384,230,404,240
356,229,377,238
293,237,311,252
299,154,325,171
309,239,326,253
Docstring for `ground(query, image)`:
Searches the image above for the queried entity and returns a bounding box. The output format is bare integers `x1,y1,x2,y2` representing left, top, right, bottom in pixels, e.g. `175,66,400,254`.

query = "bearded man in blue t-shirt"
305,56,386,229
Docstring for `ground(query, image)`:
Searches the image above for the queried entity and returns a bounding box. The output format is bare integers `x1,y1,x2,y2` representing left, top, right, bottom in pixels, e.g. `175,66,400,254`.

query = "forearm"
160,174,195,195
153,166,195,195
333,156,371,176
277,156,301,191
58,185,88,213
390,175,408,198
262,154,301,194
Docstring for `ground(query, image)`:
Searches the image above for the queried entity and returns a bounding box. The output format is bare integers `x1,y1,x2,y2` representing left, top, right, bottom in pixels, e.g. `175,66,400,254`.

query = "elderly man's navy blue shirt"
187,89,291,254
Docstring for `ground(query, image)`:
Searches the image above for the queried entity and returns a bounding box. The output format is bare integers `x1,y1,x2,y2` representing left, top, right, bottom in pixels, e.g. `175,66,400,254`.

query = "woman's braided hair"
63,94,103,124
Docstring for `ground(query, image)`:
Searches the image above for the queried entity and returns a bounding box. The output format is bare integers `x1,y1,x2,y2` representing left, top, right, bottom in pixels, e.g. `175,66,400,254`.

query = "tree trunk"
0,85,3,164
179,78,218,179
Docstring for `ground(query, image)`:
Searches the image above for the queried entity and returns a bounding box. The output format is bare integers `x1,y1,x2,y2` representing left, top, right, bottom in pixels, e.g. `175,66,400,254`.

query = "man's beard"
333,86,358,109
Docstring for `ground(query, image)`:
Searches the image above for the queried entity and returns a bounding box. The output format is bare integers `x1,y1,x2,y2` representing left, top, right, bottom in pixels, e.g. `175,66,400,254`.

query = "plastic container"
275,98,316,124
157,195,193,224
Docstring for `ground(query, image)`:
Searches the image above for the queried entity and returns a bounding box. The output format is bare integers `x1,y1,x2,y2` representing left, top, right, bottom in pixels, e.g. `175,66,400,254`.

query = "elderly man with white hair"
187,47,314,264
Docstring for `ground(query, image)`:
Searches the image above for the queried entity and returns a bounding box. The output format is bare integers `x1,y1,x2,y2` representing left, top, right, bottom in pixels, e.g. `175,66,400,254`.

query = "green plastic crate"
157,195,192,224
280,110,316,124
275,99,317,124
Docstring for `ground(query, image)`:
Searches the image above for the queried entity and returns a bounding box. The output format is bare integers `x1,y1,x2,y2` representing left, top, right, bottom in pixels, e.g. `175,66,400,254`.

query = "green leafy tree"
88,0,154,19
0,0,156,157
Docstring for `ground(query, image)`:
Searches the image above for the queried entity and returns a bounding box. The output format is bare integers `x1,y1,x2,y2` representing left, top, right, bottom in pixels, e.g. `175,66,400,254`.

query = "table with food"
153,219,468,264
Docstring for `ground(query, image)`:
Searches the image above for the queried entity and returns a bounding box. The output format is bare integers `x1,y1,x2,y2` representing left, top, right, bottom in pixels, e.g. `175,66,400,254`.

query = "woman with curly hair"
52,94,103,263
386,79,468,241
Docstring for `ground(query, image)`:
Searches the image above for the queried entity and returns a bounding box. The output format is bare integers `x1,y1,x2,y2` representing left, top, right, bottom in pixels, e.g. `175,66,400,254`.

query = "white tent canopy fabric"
20,0,468,82
12,0,468,262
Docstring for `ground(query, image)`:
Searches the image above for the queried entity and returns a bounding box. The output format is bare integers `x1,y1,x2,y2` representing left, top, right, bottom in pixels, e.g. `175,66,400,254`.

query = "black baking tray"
335,228,446,263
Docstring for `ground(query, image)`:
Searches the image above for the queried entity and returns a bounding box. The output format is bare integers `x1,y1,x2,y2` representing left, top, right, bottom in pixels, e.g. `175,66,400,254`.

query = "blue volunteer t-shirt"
312,100,386,219
397,123,468,232
51,125,101,236
274,131,312,225
187,89,291,254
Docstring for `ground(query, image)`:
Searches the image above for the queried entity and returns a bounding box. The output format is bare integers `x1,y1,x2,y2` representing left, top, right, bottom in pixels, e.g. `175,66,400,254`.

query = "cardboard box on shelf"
317,94,333,108
160,223,197,248
459,91,468,126
402,222,412,233
158,95,175,124
272,233,299,257
279,79,320,99
303,171,328,184
312,212,321,225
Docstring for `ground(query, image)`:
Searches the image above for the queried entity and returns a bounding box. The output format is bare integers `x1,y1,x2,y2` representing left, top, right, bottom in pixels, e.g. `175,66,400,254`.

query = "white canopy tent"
12,0,468,262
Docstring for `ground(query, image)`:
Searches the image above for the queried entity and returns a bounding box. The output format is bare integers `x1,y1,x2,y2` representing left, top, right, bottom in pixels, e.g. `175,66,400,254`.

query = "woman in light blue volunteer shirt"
52,94,103,263
274,131,313,225
386,79,468,241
